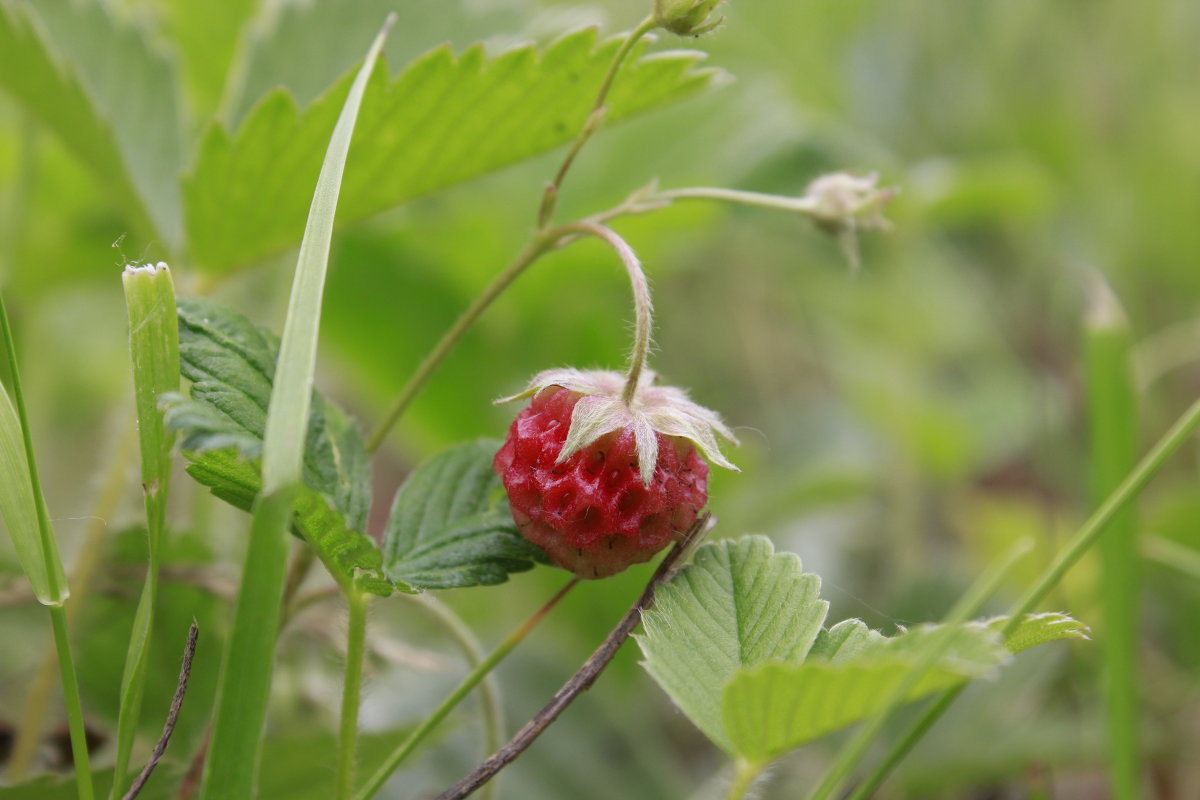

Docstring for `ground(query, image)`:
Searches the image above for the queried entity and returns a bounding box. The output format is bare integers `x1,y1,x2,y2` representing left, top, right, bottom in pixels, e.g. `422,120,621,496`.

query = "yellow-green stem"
353,578,579,800
847,392,1200,799
727,758,764,800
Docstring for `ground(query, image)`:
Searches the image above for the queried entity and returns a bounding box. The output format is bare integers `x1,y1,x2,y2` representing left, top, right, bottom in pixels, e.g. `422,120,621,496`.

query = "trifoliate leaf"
383,440,546,590
184,27,724,272
637,536,828,750
721,623,1009,762
638,535,1090,762
165,298,399,595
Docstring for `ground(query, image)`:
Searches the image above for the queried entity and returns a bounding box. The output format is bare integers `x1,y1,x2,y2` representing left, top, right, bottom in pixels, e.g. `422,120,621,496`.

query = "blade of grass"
1085,276,1141,799
110,263,181,798
0,288,92,799
846,391,1200,800
199,15,395,800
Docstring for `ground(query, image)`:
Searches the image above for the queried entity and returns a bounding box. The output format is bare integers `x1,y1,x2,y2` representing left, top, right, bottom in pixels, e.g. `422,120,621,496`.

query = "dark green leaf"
165,297,396,594
383,440,545,590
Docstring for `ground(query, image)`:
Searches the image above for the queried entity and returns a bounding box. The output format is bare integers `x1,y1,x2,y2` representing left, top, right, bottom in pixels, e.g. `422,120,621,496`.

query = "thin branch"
122,622,199,800
435,514,714,800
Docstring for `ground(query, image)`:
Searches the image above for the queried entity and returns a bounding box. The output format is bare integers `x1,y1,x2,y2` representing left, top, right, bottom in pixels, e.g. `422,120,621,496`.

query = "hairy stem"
354,578,579,800
434,515,711,800
727,758,764,800
554,222,652,404
537,16,658,227
846,393,1200,798
336,592,371,800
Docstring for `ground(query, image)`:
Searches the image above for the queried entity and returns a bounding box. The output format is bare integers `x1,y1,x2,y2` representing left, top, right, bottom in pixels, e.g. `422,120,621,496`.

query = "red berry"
495,387,709,578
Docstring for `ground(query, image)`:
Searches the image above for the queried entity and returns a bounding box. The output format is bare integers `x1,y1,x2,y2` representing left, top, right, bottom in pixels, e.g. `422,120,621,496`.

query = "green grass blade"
0,289,92,799
109,263,181,798
1085,276,1141,799
199,16,394,800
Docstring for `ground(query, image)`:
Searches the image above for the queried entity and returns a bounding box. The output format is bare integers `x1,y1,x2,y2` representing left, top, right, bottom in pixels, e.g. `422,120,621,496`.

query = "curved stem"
353,578,580,800
538,16,658,227
845,393,1200,799
727,758,764,800
365,235,556,453
336,592,371,800
554,222,652,404
408,595,504,800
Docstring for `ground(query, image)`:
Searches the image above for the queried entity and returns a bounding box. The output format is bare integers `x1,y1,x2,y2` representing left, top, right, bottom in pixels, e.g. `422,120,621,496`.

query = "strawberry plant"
1,1,1197,799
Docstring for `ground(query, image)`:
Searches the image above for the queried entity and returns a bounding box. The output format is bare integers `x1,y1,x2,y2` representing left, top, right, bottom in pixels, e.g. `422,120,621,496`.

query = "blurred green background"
2,0,1199,797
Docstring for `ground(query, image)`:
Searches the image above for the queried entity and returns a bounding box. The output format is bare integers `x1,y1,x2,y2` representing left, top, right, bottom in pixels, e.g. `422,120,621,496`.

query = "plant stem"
537,15,658,227
554,222,652,403
336,592,371,800
656,186,820,214
365,235,555,453
0,287,93,799
727,758,764,800
846,393,1200,799
8,416,136,779
806,538,1033,800
354,578,579,800
408,595,504,800
48,604,94,800
434,515,711,800
1085,277,1141,800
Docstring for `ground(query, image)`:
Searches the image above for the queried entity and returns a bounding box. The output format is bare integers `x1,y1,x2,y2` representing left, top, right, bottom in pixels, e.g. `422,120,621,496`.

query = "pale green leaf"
19,0,185,246
721,624,1009,762
636,536,828,750
382,440,545,590
201,19,393,800
165,297,394,594
0,384,66,605
184,27,724,272
0,1,152,238
988,612,1092,653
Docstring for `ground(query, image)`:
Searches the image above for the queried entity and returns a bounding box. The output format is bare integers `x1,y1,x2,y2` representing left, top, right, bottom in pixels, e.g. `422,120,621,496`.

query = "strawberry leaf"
165,298,400,595
383,440,546,590
638,535,1089,761
184,27,724,273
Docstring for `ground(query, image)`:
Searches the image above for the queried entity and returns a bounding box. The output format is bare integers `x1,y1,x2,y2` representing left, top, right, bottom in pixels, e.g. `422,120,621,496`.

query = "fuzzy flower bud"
802,171,897,234
653,0,728,36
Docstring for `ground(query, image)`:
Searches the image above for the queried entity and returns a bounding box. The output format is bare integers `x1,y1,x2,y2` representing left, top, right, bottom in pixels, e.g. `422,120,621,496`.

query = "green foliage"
165,297,392,593
183,28,722,272
639,536,1087,763
383,439,546,590
200,24,390,799
988,612,1091,654
11,0,184,247
0,382,65,605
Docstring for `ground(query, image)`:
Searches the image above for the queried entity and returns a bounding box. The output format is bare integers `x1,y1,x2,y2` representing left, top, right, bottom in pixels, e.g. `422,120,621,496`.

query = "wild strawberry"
494,368,737,578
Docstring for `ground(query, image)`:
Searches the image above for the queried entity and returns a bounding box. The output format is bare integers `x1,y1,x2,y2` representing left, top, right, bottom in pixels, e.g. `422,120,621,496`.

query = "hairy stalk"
847,394,1200,799
537,15,658,227
0,289,93,800
354,578,579,800
336,592,371,800
656,186,821,214
554,222,652,403
727,758,764,800
434,515,711,800
806,538,1033,800
9,416,136,779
